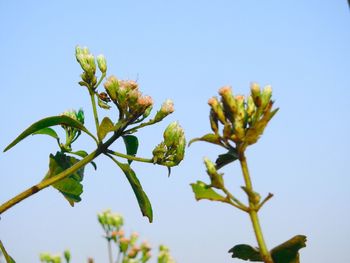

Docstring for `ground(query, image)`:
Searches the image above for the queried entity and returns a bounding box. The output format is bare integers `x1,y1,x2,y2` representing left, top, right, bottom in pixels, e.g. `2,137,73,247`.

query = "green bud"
250,82,262,107
204,158,224,189
260,85,272,110
130,232,139,245
246,95,255,119
119,237,130,253
97,54,107,74
219,86,237,119
154,99,174,122
208,97,226,124
104,76,119,102
64,250,71,263
76,109,85,124
209,109,219,134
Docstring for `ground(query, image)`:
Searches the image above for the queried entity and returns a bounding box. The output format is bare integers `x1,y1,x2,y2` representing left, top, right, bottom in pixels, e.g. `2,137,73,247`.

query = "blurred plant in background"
39,210,176,263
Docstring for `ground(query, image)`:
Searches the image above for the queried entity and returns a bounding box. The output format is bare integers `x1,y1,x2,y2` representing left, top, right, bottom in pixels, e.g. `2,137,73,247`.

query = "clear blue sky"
1,1,349,262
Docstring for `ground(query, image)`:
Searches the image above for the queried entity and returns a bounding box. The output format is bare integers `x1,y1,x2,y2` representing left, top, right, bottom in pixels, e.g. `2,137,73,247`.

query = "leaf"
32,127,59,140
190,181,226,202
71,150,97,170
122,135,139,164
4,115,96,152
43,152,85,206
0,240,16,263
188,133,222,147
228,235,307,263
228,244,262,261
97,117,115,141
116,162,153,222
270,235,307,263
215,148,239,170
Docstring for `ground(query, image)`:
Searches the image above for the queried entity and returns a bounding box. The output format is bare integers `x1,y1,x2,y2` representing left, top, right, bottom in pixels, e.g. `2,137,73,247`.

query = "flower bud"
260,85,272,110
219,86,238,121
154,99,174,122
130,232,139,245
119,237,130,253
209,109,219,134
64,250,71,263
204,158,224,189
208,97,226,124
250,82,261,107
246,95,255,118
97,54,107,74
104,76,119,102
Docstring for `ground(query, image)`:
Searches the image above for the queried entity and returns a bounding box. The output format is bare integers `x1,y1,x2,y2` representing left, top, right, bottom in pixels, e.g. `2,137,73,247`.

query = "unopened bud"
97,54,107,74
204,158,224,189
250,82,261,107
208,97,226,124
261,85,272,110
104,76,119,102
219,86,237,118
119,237,130,252
246,96,255,118
154,99,174,122
64,250,71,263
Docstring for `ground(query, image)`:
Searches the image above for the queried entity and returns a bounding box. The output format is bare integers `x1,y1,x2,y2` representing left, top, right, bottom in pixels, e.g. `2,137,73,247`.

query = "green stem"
95,73,106,90
239,153,274,263
221,187,248,212
89,89,100,135
0,240,13,263
107,239,113,263
106,150,153,164
0,124,127,215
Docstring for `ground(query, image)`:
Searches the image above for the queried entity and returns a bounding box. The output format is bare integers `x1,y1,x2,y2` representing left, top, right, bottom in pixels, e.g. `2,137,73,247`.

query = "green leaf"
71,150,97,170
32,127,59,140
228,244,262,261
188,133,222,147
122,135,139,164
4,115,96,152
97,117,115,141
115,162,153,222
0,240,16,263
190,181,226,202
43,152,85,206
215,148,239,170
228,235,307,263
270,235,307,263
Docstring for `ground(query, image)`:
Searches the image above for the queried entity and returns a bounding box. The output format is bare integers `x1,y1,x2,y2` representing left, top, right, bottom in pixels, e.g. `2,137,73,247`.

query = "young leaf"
115,161,153,222
122,135,139,164
190,181,226,202
4,115,96,152
97,117,115,141
43,152,85,206
228,244,262,261
215,148,239,170
32,127,59,140
0,240,16,263
188,133,222,147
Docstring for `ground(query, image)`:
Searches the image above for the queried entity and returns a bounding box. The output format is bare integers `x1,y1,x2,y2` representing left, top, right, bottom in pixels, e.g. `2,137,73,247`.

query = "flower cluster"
158,245,176,263
152,122,186,167
39,249,70,263
208,83,278,152
103,76,153,122
75,46,100,88
60,109,85,151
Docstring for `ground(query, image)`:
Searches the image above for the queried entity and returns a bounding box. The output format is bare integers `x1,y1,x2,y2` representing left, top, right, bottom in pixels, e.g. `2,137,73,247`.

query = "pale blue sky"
1,1,350,262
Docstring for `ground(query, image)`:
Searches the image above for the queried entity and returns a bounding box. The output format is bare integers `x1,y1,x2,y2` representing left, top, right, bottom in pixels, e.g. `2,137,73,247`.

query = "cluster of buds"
103,76,153,122
60,109,85,151
39,250,70,263
152,122,186,167
208,83,278,152
98,209,124,239
157,245,176,263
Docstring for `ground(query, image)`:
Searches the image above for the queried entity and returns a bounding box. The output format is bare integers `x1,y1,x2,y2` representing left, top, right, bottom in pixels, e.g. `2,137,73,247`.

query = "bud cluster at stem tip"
152,121,186,167
207,83,278,152
103,76,154,122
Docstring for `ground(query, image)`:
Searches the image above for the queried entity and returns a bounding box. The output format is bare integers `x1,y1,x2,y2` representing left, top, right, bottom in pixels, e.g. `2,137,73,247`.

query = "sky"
0,1,350,262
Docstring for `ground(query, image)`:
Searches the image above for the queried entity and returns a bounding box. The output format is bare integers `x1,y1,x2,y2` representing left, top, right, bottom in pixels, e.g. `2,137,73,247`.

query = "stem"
107,239,113,263
95,73,106,90
106,150,153,164
239,153,274,263
0,240,13,263
89,89,100,134
0,125,127,215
